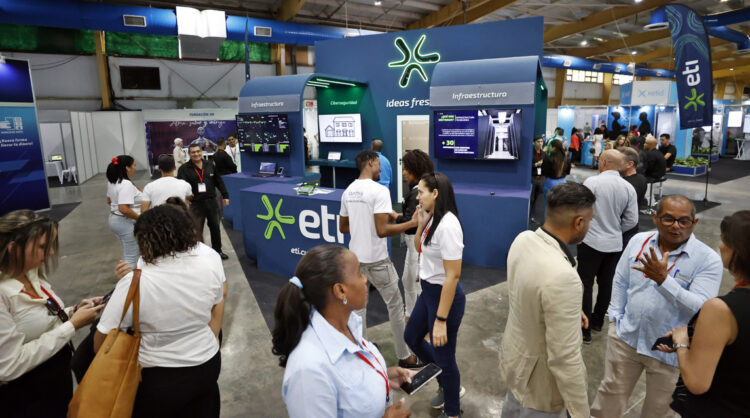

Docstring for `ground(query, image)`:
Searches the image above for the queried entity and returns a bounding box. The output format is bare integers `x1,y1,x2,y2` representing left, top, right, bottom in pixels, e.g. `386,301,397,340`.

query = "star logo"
388,34,441,88
683,88,705,111
257,194,295,239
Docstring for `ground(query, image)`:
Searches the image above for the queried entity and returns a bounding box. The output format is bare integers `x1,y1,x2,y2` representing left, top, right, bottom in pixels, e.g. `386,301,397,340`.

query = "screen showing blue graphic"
237,113,291,154
434,109,521,160
0,60,35,103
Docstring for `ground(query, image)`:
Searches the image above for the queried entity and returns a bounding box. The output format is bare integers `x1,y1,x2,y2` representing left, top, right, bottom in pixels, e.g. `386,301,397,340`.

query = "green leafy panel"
219,40,271,63
0,23,95,54
106,32,179,58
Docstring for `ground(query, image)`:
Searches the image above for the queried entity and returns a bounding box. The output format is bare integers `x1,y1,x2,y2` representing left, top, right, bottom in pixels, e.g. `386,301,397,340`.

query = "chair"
646,176,667,214
61,166,78,184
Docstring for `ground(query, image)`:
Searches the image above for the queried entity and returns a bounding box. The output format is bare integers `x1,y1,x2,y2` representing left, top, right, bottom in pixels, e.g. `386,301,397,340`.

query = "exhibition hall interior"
3,0,750,417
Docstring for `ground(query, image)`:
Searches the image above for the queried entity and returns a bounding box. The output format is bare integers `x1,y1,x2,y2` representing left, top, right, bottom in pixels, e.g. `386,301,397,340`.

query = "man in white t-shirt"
338,149,421,368
227,135,241,173
142,154,193,211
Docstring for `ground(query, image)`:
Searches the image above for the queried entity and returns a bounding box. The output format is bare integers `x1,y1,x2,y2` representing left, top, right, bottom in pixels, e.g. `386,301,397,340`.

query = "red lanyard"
636,234,684,274
20,285,57,305
734,282,748,290
230,147,237,160
355,341,390,402
193,166,205,183
418,224,431,261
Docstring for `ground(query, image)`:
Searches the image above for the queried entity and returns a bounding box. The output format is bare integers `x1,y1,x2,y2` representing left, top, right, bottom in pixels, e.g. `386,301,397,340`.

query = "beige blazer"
501,229,589,418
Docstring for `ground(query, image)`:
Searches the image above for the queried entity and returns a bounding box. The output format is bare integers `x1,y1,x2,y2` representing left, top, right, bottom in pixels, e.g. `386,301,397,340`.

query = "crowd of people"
1,130,748,418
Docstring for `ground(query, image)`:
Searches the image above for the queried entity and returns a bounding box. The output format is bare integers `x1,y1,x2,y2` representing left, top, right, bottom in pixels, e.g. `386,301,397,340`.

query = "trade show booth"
232,17,546,277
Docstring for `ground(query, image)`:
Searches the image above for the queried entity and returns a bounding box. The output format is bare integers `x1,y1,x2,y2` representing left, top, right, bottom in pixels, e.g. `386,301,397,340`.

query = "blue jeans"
109,214,139,269
404,280,465,416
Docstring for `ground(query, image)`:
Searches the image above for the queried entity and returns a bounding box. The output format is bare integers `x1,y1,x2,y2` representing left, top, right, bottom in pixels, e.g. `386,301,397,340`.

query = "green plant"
693,147,717,155
674,157,708,167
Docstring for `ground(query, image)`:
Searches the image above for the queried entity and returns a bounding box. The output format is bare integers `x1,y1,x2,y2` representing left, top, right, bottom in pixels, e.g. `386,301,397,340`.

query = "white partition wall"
93,112,126,173
121,112,149,170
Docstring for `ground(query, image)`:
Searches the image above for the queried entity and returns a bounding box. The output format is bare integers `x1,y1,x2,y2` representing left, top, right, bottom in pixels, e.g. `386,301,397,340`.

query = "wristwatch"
436,315,447,322
673,343,690,350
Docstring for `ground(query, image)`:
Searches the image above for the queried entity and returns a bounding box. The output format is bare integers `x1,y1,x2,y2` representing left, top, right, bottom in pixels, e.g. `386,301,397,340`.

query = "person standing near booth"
173,138,187,171
106,155,142,269
227,135,242,173
372,139,392,189
530,136,545,223
141,155,193,211
569,128,581,168
659,134,677,172
404,172,465,418
339,150,422,370
178,144,229,260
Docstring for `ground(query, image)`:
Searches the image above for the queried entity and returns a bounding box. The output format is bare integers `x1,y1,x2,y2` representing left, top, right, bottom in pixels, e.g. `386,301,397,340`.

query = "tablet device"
400,363,442,395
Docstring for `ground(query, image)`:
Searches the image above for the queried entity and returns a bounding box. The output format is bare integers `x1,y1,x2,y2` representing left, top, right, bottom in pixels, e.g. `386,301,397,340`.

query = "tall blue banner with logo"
0,59,49,216
664,4,713,129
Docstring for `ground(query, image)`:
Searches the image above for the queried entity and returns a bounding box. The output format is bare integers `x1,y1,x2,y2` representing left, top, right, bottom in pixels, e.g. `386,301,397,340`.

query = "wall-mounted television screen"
727,111,743,128
434,109,521,160
236,113,291,154
318,113,363,143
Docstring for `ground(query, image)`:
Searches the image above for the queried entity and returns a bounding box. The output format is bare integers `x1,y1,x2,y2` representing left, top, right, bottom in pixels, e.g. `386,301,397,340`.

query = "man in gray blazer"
501,182,596,418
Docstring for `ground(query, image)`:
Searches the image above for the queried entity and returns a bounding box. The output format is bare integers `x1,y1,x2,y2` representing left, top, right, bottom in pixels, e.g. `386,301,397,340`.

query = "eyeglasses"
45,298,69,323
658,216,695,228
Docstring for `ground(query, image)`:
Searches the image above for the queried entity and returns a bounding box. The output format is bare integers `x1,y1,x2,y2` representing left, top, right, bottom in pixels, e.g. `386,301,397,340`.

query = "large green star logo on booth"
388,34,441,88
683,88,705,111
257,194,295,239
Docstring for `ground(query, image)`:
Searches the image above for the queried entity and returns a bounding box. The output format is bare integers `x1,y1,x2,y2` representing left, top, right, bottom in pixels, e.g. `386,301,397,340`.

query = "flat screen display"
434,109,522,160
236,113,291,154
727,111,743,128
318,113,363,143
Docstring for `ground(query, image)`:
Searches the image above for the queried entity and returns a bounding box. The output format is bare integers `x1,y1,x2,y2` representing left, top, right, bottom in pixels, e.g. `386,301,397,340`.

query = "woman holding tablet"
404,172,465,418
273,245,413,418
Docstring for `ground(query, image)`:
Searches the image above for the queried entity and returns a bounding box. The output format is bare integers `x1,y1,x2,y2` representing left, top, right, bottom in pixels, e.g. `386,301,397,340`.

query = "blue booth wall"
0,58,50,216
315,17,544,201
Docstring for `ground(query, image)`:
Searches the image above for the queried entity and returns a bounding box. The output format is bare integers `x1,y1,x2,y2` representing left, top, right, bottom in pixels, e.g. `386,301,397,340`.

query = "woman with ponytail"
273,244,413,418
106,155,141,268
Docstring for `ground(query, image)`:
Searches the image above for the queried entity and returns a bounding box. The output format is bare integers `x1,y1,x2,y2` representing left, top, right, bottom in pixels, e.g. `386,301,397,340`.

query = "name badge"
536,167,542,176
675,272,693,285
198,183,207,193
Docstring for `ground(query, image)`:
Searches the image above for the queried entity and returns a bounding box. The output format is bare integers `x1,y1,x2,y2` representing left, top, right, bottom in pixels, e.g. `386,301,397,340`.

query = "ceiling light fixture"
580,40,588,46
730,68,735,71
631,50,638,55
374,0,382,5
634,0,643,3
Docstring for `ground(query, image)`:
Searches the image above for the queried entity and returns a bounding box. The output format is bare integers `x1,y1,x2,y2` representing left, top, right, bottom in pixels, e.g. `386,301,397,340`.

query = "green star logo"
388,34,441,88
683,88,705,111
257,194,295,239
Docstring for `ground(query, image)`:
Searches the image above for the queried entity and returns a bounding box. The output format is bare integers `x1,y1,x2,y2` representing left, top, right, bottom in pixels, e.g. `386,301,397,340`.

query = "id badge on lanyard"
198,183,207,193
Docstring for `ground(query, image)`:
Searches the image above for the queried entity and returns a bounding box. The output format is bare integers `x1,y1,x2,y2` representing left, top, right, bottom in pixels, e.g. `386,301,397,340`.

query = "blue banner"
664,4,713,129
0,106,50,215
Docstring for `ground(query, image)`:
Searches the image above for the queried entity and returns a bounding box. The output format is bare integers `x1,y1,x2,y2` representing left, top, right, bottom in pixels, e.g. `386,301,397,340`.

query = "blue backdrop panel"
241,183,350,277
0,106,50,215
631,105,655,136
315,18,544,201
557,106,575,143
608,105,632,137
223,173,307,230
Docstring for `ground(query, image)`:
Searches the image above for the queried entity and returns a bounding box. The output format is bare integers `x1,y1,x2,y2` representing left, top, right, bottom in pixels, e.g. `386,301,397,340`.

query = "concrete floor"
44,165,750,418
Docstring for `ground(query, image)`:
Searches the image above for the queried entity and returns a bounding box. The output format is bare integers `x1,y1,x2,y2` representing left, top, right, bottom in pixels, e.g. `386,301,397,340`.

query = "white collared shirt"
582,170,639,252
97,242,225,368
282,309,389,418
228,144,241,172
419,211,464,285
0,270,75,382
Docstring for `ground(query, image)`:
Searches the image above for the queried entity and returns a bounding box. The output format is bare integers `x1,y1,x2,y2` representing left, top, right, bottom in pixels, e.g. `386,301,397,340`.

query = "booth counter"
307,159,357,188
223,173,311,231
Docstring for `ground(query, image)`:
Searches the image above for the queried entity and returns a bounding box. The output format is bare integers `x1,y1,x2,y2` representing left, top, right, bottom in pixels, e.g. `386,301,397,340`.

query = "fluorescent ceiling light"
631,50,638,55
634,0,643,3
307,81,330,88
374,0,382,5
580,40,588,46
730,68,735,71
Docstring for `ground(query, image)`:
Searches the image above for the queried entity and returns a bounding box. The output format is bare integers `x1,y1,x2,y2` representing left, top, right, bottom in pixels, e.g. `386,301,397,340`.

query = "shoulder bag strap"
117,269,141,336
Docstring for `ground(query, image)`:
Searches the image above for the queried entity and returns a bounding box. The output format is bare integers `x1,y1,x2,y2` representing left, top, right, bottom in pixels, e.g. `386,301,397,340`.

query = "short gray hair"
618,147,639,166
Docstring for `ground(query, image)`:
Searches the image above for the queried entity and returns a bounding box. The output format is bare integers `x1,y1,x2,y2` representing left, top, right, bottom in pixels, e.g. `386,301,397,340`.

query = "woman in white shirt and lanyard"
106,155,142,269
95,204,226,418
0,210,105,418
273,244,414,418
404,172,466,418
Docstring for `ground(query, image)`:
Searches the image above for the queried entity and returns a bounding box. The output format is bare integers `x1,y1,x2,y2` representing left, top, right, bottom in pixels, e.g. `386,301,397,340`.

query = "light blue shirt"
376,152,392,188
282,309,389,418
608,231,723,367
582,170,639,253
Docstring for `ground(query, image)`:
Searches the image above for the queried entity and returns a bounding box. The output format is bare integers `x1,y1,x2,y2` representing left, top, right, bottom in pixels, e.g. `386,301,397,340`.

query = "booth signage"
430,82,535,107
388,34,441,88
631,80,671,105
238,94,300,113
664,4,713,129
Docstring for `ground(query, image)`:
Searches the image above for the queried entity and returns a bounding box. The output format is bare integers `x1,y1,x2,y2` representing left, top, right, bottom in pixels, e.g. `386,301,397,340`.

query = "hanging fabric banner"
664,4,713,129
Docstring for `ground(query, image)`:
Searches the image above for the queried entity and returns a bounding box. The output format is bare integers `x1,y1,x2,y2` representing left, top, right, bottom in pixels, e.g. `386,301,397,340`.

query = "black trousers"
577,242,621,333
133,351,221,418
191,198,222,252
0,344,73,418
529,176,544,217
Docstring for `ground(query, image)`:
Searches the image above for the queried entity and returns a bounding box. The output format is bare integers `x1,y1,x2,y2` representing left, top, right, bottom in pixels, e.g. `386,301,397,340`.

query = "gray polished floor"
45,165,750,417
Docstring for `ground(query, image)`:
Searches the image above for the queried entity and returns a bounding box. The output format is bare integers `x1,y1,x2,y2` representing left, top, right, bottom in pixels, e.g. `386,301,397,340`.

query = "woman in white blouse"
0,210,105,418
94,204,226,418
273,245,413,418
404,172,466,418
106,154,142,268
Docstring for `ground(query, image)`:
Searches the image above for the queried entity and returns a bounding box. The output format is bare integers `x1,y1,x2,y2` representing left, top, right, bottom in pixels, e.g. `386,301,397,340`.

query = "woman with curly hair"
94,204,227,418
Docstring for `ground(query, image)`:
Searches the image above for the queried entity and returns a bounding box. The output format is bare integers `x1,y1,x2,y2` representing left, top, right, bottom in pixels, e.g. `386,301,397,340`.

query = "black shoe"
398,357,425,369
582,333,592,344
591,324,603,332
218,251,229,260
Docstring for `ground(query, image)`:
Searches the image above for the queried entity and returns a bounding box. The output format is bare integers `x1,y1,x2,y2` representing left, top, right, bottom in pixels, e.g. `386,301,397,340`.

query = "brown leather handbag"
68,270,142,418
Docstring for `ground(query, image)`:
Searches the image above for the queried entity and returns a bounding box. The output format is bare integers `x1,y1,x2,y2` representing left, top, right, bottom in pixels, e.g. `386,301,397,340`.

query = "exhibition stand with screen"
233,18,546,276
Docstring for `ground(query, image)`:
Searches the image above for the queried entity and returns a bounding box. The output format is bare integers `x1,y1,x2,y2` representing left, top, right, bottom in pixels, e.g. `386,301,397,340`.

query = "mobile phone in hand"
400,363,442,395
651,335,673,350
95,290,114,307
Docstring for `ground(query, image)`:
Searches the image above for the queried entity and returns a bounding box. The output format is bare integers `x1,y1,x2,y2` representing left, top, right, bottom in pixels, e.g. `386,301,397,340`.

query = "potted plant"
691,147,719,162
672,157,708,176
